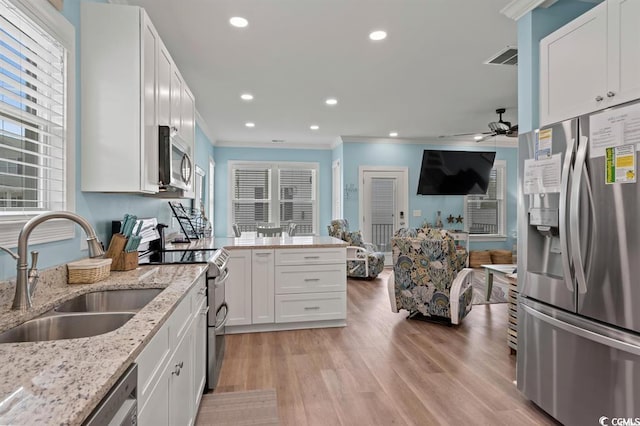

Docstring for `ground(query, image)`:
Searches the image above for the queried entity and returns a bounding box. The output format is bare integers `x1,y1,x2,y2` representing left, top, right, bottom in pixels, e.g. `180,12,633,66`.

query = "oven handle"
214,268,230,288
214,302,229,332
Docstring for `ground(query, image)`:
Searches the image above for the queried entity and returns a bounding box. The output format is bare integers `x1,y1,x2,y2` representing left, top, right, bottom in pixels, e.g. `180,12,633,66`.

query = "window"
465,160,506,240
229,161,318,235
0,0,75,246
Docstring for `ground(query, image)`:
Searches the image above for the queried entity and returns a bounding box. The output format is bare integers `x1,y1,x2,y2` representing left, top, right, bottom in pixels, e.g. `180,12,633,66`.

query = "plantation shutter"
467,168,502,234
232,167,271,232
0,0,66,213
279,168,315,235
370,177,394,250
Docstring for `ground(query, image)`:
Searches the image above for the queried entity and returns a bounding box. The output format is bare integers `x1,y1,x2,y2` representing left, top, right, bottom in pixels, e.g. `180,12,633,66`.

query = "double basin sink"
0,288,163,344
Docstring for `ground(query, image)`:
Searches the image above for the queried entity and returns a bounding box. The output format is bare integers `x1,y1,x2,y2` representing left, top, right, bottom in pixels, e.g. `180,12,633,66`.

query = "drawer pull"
304,278,320,282
255,253,271,257
304,256,320,259
304,306,321,310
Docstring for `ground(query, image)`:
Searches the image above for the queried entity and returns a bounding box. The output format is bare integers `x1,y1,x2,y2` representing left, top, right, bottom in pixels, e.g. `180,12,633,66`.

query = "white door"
360,167,408,265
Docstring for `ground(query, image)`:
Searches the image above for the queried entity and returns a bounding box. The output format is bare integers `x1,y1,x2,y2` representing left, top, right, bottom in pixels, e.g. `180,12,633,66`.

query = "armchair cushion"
328,219,385,279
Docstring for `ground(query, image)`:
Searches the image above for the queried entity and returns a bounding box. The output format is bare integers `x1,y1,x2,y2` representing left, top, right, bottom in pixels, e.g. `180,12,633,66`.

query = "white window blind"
466,163,505,236
232,167,271,232
0,0,66,214
370,177,394,250
279,168,315,235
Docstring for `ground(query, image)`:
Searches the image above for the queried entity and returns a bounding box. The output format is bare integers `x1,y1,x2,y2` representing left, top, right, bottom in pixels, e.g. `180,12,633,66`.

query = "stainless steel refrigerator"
517,99,640,426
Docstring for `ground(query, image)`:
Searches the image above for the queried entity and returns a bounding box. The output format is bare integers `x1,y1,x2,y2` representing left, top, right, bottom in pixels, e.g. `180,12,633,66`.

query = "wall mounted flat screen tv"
417,150,496,195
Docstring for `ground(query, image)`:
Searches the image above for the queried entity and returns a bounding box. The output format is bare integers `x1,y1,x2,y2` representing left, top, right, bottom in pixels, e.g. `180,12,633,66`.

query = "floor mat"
196,389,280,426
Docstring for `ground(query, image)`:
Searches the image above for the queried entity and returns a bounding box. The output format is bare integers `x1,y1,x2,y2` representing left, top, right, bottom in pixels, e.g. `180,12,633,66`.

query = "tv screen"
417,150,496,195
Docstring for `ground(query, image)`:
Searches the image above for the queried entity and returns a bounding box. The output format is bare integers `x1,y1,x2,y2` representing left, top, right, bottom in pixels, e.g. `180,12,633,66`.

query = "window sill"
469,234,507,242
0,217,75,248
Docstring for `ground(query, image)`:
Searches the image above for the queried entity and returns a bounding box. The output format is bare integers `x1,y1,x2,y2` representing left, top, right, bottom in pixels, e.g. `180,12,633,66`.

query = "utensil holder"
106,233,139,271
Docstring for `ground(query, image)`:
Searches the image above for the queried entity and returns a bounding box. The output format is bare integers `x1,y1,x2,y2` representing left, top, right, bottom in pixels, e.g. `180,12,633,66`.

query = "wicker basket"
67,258,112,284
469,250,492,268
490,249,513,264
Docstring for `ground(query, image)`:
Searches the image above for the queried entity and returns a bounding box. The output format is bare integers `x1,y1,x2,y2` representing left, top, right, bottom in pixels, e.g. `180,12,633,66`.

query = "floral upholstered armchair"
387,226,474,325
328,219,385,279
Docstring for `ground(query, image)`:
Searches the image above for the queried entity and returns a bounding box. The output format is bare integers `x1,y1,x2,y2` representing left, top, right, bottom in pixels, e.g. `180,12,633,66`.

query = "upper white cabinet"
80,3,196,194
540,0,640,125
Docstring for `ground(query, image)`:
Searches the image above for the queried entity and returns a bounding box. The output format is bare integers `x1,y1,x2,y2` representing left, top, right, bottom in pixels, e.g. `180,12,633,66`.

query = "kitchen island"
0,263,207,425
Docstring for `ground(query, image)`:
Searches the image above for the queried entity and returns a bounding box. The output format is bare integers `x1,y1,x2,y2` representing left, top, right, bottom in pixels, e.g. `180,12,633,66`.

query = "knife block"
106,233,139,271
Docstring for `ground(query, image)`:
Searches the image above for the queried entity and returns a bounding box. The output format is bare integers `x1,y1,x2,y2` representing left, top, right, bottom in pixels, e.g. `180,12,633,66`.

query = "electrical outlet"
412,210,422,217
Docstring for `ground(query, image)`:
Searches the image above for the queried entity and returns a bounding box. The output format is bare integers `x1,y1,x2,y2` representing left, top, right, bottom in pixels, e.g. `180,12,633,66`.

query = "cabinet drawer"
275,292,346,323
275,248,346,266
275,264,346,294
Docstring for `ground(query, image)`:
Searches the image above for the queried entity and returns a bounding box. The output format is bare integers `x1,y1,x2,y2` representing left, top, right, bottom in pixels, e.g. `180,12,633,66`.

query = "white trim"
216,140,334,150
0,0,76,247
208,156,215,231
341,136,518,148
330,137,343,150
332,159,342,219
469,234,507,242
227,160,320,237
195,109,215,145
500,0,559,20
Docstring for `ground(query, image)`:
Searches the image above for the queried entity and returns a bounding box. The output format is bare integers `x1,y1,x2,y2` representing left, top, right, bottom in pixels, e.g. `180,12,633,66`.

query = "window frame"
228,160,319,236
464,159,507,242
0,0,75,248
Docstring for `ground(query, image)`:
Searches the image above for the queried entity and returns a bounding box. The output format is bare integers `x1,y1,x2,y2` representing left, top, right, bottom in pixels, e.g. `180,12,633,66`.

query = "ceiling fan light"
488,121,510,132
474,135,484,141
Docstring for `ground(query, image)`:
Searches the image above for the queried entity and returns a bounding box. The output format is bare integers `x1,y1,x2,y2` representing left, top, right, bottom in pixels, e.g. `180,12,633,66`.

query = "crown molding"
195,110,215,146
500,0,558,20
215,140,334,150
340,136,518,148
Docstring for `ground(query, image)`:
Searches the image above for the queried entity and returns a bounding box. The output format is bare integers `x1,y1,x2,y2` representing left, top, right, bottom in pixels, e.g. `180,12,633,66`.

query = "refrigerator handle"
569,135,589,294
582,159,597,286
521,303,640,356
559,137,575,292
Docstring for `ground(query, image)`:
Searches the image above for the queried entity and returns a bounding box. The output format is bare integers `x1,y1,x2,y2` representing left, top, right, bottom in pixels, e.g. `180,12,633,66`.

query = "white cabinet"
81,3,159,193
252,250,275,324
225,247,346,333
80,2,196,195
136,274,206,426
540,0,640,125
225,250,252,326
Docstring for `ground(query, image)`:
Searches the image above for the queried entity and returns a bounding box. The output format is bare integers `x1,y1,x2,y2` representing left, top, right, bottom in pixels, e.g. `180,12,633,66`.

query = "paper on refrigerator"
523,153,562,194
590,101,640,158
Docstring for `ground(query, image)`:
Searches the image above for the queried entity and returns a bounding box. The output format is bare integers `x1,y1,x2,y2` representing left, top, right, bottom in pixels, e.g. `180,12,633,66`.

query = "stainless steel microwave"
159,125,192,192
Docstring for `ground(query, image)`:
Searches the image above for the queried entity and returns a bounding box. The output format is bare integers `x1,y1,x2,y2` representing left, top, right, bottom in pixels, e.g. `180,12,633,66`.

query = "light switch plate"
412,210,422,217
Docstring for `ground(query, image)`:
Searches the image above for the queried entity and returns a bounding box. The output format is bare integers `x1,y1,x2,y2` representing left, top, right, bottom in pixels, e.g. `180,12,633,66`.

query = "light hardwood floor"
209,270,557,425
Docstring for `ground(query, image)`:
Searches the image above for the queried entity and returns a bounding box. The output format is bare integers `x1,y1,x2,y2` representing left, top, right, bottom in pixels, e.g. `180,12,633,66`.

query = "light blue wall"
342,142,518,251
518,1,598,132
213,147,333,237
0,0,214,280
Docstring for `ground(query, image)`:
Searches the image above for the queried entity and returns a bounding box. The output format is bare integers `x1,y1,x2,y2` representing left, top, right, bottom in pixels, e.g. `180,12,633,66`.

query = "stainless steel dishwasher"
83,363,137,426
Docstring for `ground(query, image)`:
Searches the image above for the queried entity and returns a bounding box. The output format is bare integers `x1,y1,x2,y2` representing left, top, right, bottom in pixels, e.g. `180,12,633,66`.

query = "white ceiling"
123,0,518,147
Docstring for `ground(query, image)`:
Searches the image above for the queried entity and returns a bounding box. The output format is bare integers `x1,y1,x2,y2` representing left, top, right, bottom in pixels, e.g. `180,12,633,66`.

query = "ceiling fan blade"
440,131,493,138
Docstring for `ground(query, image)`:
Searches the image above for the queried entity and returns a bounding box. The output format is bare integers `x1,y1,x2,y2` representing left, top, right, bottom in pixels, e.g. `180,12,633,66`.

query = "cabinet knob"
595,95,604,102
607,91,616,98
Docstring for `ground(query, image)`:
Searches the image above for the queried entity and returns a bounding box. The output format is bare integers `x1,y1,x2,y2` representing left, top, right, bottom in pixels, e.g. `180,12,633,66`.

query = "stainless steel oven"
207,249,230,390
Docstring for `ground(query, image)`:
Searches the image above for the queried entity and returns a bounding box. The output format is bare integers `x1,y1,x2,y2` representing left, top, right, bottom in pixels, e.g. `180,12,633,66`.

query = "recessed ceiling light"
272,139,285,143
240,93,253,101
310,125,319,130
389,131,398,137
325,98,338,106
245,122,255,128
369,30,387,41
474,135,484,140
229,17,248,28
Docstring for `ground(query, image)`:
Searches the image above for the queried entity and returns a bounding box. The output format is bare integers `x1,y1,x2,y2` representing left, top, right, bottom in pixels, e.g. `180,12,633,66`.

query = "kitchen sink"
54,288,164,313
0,312,135,344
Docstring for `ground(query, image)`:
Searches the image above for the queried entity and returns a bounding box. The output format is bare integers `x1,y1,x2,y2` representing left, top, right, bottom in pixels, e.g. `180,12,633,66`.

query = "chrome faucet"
4,211,105,311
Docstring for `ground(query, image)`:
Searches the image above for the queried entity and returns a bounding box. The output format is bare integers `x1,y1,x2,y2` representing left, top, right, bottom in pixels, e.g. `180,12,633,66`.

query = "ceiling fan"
447,108,518,141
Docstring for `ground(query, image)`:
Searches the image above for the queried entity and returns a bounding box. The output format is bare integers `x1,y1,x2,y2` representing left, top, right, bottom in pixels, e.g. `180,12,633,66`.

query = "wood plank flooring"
205,269,557,426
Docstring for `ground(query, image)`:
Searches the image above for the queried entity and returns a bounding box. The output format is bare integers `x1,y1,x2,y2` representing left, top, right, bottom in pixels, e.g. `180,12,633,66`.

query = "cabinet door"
158,41,172,127
252,250,275,324
141,12,159,193
540,2,607,125
169,329,194,426
170,66,183,133
607,0,640,106
181,85,195,149
193,298,207,411
226,250,252,326
137,368,170,426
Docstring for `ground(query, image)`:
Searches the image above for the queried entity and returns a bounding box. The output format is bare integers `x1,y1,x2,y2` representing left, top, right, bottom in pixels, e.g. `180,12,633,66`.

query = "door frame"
358,166,409,264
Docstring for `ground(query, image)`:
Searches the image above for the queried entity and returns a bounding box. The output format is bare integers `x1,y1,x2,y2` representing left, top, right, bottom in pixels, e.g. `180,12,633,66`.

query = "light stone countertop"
165,235,347,250
0,263,208,425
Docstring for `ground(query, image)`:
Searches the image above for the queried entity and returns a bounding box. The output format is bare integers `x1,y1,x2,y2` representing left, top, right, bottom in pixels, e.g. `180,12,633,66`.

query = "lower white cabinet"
225,247,346,333
136,274,206,426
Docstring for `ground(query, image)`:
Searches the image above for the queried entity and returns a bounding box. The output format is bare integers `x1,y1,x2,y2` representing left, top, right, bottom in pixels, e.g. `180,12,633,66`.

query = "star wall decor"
447,214,455,224
456,215,464,223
